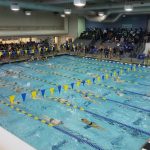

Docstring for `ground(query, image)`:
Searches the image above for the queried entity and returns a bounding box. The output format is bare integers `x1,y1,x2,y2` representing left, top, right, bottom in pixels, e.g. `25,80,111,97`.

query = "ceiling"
0,0,150,16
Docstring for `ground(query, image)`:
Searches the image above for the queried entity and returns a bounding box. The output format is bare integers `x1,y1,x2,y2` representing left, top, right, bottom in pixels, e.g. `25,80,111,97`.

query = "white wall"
144,43,150,55
0,7,68,36
0,7,86,41
68,15,86,39
78,17,85,37
0,7,63,28
68,15,78,39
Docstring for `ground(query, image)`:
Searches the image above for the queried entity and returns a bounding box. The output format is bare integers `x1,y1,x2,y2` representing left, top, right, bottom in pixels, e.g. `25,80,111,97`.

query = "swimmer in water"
5,70,15,76
0,84,10,88
82,93,98,104
43,116,63,126
116,91,132,100
114,76,124,83
116,91,124,97
60,99,68,103
81,118,104,130
14,87,23,93
82,94,91,101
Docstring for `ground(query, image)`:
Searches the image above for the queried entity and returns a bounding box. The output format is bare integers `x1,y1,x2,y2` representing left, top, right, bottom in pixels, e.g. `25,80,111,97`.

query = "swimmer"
82,93,97,104
81,118,104,130
116,91,124,97
59,98,68,103
82,94,91,101
114,76,124,83
116,91,132,100
14,87,22,93
5,70,15,76
14,101,20,105
43,116,63,126
0,84,10,88
10,101,20,105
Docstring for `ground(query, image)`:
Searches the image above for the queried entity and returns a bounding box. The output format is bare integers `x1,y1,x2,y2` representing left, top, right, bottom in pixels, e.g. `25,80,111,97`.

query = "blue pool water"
0,55,150,150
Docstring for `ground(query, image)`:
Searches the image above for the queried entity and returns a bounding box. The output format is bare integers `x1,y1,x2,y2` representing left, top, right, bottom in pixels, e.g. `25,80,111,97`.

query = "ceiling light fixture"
11,3,20,11
74,0,86,7
60,14,65,17
124,5,133,12
98,12,104,17
25,11,31,16
64,9,71,15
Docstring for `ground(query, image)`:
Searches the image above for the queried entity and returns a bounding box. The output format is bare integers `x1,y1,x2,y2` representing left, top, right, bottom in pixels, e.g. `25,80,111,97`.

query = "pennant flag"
21,93,26,102
113,71,117,77
9,95,15,104
117,71,120,76
120,69,123,75
97,76,101,82
41,89,46,97
133,66,136,71
50,88,54,95
31,91,37,99
71,83,74,89
102,75,104,80
110,73,113,77
92,78,95,83
105,74,109,79
58,85,61,93
63,85,69,91
82,80,85,86
76,81,81,87
86,79,91,85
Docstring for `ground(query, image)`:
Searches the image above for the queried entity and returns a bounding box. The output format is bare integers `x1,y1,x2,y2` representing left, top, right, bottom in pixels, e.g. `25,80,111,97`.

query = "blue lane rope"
85,110,150,136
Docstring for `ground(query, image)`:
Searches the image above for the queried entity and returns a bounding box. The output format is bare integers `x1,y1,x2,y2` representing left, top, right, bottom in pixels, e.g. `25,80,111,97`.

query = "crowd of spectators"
73,27,149,58
79,27,146,43
0,41,56,60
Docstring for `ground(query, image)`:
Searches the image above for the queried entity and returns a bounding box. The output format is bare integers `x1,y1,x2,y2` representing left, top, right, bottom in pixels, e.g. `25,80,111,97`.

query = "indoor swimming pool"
0,55,150,150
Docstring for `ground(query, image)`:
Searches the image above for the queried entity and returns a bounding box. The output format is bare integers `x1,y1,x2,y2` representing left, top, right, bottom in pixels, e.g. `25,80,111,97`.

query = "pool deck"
0,51,150,67
0,127,35,150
